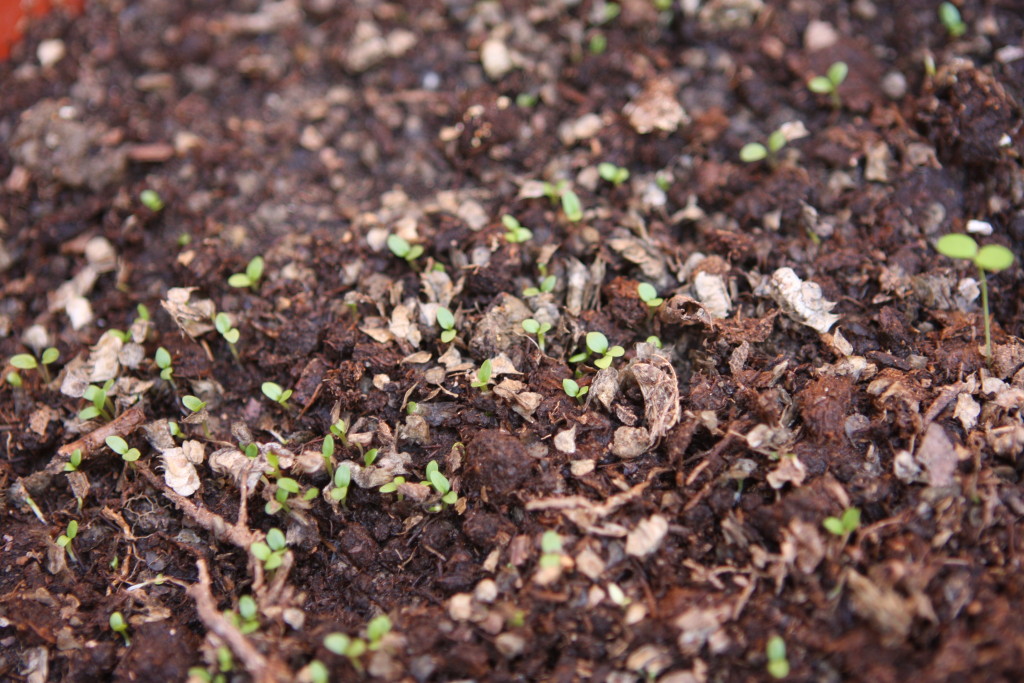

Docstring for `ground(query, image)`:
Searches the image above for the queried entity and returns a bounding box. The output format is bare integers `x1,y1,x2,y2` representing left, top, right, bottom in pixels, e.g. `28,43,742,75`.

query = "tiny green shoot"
364,447,379,467
379,475,407,500
740,128,788,165
64,448,83,472
598,162,630,187
822,506,861,546
56,520,79,562
422,460,457,508
938,2,966,38
154,346,176,387
109,611,131,645
214,312,241,360
502,214,533,244
366,615,392,649
6,371,23,388
539,530,564,569
637,282,663,309
523,274,557,297
228,256,264,291
646,335,663,349
521,318,552,351
183,395,207,413
321,435,335,477
236,595,260,634
935,233,1015,361
10,347,59,383
766,635,790,679
386,234,424,265
324,632,368,670
261,382,293,409
561,189,583,222
562,378,588,402
79,380,115,422
589,32,607,55
106,435,141,463
436,307,457,343
571,331,624,369
330,464,351,503
471,358,493,392
140,189,164,212
307,660,329,683
808,61,848,109
250,528,287,570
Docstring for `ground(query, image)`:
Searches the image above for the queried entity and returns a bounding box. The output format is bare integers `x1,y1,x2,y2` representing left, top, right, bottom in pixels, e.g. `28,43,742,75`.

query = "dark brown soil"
2,1,1024,682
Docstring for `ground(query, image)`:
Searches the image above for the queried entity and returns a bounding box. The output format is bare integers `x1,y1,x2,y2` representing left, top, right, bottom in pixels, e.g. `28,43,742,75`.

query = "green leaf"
238,595,257,620
767,658,790,679
277,478,300,494
155,347,171,369
366,615,392,643
936,233,978,260
807,76,833,93
975,244,1014,272
122,448,141,462
279,390,293,404
79,406,101,421
223,328,240,344
607,346,625,358
822,517,845,536
767,130,787,153
561,190,583,222
10,354,37,370
407,245,424,261
322,435,335,458
364,448,379,466
250,542,271,561
766,635,787,661
139,189,165,211
436,307,455,330
594,356,612,369
522,319,540,334
540,275,556,292
637,283,658,302
262,382,284,401
246,256,264,283
265,528,286,551
66,520,79,538
335,465,351,488
324,633,351,655
440,329,456,343
425,460,439,478
214,313,231,335
841,506,861,531
827,61,848,86
598,162,618,182
109,611,127,632
228,273,251,288
475,358,492,386
563,378,580,396
586,331,609,355
429,471,450,495
183,395,206,412
501,214,520,230
442,491,457,505
739,143,767,163
264,552,284,571
41,347,59,365
330,486,348,501
387,234,410,258
106,436,128,454
540,530,562,553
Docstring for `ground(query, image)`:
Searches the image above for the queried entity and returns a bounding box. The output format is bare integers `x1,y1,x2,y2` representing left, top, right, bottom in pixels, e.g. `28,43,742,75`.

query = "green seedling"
539,530,564,569
109,611,131,645
214,312,240,360
324,633,368,671
766,635,789,679
79,380,115,422
502,214,533,244
521,318,552,351
168,421,183,438
740,128,788,165
261,381,293,409
598,162,630,187
436,307,457,343
154,346,176,387
106,435,140,463
646,335,663,348
330,464,351,503
250,528,288,570
561,189,583,222
364,448,379,467
523,274,557,297
939,2,966,38
471,358,493,392
6,370,23,388
407,400,419,414
64,448,83,472
515,92,538,108
589,32,607,55
366,615,392,650
307,660,329,683
562,378,589,403
234,595,260,635
653,0,672,10
321,434,335,477
823,506,861,546
387,234,424,265
569,331,624,369
56,520,79,562
10,347,59,384
422,460,457,509
808,61,848,109
637,282,663,309
183,395,207,414
936,233,1015,360
139,189,164,212
228,256,264,291
379,475,407,500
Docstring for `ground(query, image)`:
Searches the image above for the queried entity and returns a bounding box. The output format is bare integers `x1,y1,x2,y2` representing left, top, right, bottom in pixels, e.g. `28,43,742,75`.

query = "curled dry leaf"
766,454,807,489
624,77,689,135
625,514,669,558
626,345,680,441
162,440,205,496
161,287,216,339
659,295,714,330
692,272,731,319
765,267,840,333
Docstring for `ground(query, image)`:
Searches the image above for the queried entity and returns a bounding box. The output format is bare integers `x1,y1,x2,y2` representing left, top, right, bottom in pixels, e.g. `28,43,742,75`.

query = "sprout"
597,162,630,187
183,395,207,413
523,274,557,298
250,528,287,570
569,331,624,369
79,380,115,422
521,318,552,351
261,381,293,409
56,520,79,562
807,61,848,109
10,346,59,383
502,214,533,244
436,307,457,343
740,128,788,165
562,378,589,402
139,189,165,212
106,435,141,463
470,358,493,392
63,448,83,472
109,611,131,645
561,189,583,222
766,635,790,679
423,460,457,507
330,464,351,503
539,530,563,568
637,282,663,308
938,2,966,38
386,234,424,265
936,233,1015,361
822,506,861,546
154,346,175,386
228,256,264,291
214,312,241,360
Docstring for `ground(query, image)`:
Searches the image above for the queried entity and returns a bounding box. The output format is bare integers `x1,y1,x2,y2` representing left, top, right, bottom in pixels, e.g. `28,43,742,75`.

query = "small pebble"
37,39,66,67
881,71,908,100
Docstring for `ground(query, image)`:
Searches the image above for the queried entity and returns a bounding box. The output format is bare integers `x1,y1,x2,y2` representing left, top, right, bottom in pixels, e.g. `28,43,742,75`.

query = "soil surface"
2,1,1024,682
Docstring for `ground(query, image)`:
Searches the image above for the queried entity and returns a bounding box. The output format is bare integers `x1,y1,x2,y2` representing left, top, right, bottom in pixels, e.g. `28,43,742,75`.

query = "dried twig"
188,558,292,683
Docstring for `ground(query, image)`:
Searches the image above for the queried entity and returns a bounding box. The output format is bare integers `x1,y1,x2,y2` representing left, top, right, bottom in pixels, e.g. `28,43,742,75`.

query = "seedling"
10,347,59,383
936,233,1015,360
307,660,329,683
379,475,407,500
822,506,861,546
765,635,789,679
539,530,564,569
938,2,966,38
154,346,176,387
515,92,538,108
261,381,293,409
364,448,379,467
228,256,264,291
250,528,287,570
56,520,79,562
808,61,848,109
646,335,663,348
637,282,663,309
321,435,335,476
233,595,260,635
561,189,583,222
569,331,624,369
5,370,22,388
79,380,115,421
470,358,493,392
562,378,589,403
739,128,787,165
183,395,207,414
109,611,131,645
330,464,351,503
436,307,457,343
64,448,83,472
214,312,240,360
589,32,607,55
106,435,141,463
598,162,630,187
139,189,164,212
366,615,392,650
522,318,552,351
324,633,368,671
502,214,533,244
422,460,457,509
386,234,424,265
523,273,557,298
